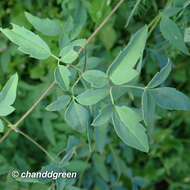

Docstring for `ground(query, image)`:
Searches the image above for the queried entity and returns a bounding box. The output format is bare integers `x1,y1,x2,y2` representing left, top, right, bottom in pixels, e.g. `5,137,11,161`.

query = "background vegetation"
0,0,190,189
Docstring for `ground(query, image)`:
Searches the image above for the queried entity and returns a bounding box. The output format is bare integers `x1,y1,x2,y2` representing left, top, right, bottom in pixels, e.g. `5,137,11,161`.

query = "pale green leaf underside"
147,60,172,88
65,101,90,133
0,24,51,59
92,104,113,126
45,95,71,111
160,16,189,55
76,88,109,105
0,73,18,116
54,65,71,91
113,105,149,152
107,25,148,85
60,39,86,63
151,87,190,110
25,12,62,36
83,70,108,88
0,119,4,133
0,106,15,116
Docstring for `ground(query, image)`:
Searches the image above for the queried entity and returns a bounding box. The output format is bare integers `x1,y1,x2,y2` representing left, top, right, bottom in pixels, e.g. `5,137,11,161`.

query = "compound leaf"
147,60,172,88
54,65,71,91
83,70,108,88
45,95,71,111
65,101,90,133
107,25,148,85
0,73,18,116
0,24,51,59
112,105,149,152
25,12,62,36
76,88,109,106
150,87,190,110
160,16,189,55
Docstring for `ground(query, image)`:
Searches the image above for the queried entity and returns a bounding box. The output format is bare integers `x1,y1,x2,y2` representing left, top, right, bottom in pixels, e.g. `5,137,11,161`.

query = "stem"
0,117,56,162
148,13,161,37
71,73,84,96
17,129,56,162
77,0,124,55
125,0,142,28
115,84,145,90
109,86,115,105
51,54,60,62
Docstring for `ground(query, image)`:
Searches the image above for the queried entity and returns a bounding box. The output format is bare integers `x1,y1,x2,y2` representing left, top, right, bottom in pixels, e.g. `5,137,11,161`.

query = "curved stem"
114,84,145,90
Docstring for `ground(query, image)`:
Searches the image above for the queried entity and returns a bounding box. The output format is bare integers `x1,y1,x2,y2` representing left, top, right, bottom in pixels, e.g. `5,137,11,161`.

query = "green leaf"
70,1,87,40
0,73,18,116
162,7,181,17
147,60,172,88
54,65,71,91
45,95,71,111
42,119,56,146
142,90,155,127
95,125,108,153
160,16,189,55
107,25,148,85
93,154,109,182
83,70,108,88
0,119,4,133
92,104,113,126
0,24,51,59
99,24,117,50
25,12,62,36
76,88,109,106
150,87,190,110
65,101,90,133
184,27,190,43
64,160,90,172
59,39,86,63
112,105,149,152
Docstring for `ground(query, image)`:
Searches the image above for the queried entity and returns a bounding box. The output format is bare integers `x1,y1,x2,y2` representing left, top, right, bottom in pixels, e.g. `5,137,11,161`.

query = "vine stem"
0,0,124,144
77,0,124,55
113,84,145,90
0,117,56,162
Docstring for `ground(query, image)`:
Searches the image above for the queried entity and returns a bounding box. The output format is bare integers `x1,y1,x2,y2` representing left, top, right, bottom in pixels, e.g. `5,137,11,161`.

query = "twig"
125,0,142,28
77,0,124,55
0,117,56,162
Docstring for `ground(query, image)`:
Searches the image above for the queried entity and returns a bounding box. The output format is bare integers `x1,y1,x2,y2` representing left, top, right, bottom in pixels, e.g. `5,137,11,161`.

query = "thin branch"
77,0,124,55
0,117,56,162
125,0,142,28
17,129,56,162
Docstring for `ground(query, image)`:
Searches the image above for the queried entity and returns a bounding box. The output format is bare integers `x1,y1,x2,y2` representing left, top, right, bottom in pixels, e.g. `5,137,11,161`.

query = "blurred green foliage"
0,0,190,190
